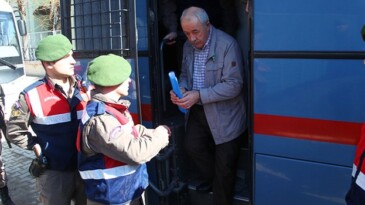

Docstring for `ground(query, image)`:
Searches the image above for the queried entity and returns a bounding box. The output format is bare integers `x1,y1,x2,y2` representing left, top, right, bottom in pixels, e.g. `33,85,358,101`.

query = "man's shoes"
0,186,14,205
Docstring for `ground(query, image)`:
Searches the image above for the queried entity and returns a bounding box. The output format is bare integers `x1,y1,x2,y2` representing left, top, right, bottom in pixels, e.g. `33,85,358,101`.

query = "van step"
187,181,212,192
186,189,250,205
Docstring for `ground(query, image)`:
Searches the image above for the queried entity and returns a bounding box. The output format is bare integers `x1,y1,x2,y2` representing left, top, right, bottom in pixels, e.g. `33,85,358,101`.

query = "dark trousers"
185,105,241,205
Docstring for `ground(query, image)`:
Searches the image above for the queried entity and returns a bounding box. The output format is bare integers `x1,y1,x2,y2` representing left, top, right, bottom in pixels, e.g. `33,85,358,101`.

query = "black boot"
0,186,14,205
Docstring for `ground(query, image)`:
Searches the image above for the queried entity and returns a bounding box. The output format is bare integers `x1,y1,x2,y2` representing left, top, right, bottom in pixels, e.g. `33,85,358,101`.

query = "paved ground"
2,141,40,205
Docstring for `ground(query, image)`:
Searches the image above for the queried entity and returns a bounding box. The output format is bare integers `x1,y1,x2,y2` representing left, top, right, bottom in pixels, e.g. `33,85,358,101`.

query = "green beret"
87,54,131,86
362,25,365,42
35,34,72,61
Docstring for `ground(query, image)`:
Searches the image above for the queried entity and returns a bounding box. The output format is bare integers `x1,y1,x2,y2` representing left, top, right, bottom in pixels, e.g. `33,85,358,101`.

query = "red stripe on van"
254,114,362,145
141,104,152,122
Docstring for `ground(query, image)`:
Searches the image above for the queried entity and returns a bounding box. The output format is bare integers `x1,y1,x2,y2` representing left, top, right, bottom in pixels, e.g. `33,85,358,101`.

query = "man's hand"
29,155,48,177
163,31,177,45
29,144,48,177
170,90,200,109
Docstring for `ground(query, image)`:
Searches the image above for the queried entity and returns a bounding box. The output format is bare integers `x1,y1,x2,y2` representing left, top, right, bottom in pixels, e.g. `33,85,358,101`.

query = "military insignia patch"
10,101,22,117
109,125,123,141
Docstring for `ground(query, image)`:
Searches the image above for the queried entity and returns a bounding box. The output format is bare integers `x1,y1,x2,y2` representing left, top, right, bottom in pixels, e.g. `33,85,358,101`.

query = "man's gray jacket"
179,26,247,144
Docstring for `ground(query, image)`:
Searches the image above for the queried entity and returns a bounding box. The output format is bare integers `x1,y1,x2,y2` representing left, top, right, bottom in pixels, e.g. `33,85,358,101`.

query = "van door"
252,0,365,204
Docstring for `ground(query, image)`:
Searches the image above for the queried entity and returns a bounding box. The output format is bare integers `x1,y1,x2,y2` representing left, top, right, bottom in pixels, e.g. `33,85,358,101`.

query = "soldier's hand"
29,155,48,177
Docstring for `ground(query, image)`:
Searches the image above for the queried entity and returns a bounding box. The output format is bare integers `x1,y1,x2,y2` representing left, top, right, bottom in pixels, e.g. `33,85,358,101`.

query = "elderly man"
170,6,247,205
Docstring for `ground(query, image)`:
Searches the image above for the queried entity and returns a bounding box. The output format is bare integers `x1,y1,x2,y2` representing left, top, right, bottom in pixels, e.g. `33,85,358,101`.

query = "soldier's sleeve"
7,94,37,150
0,105,5,138
134,124,170,156
0,85,5,108
84,114,169,165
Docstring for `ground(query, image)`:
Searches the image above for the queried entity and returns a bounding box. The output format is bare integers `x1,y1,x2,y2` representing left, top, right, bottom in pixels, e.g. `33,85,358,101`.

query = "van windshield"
0,12,22,65
0,11,24,84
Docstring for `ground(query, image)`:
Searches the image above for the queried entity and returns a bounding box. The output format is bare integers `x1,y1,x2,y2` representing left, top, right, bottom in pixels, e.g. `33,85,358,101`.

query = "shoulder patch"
10,101,22,117
109,125,123,141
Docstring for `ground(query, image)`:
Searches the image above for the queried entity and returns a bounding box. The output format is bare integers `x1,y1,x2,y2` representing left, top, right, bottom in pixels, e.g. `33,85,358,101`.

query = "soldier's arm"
84,114,169,165
0,85,5,109
7,94,37,150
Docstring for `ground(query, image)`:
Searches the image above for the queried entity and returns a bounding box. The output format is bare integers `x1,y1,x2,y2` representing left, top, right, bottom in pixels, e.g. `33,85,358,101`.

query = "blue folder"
168,71,187,114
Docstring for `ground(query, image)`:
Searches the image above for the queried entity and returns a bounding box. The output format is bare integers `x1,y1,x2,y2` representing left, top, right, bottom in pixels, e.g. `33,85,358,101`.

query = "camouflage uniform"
0,85,14,205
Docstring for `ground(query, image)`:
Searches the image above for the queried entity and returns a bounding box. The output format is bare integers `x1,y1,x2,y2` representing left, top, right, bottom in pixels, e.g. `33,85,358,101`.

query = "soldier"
78,54,170,204
345,24,365,205
0,85,14,205
7,34,88,205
